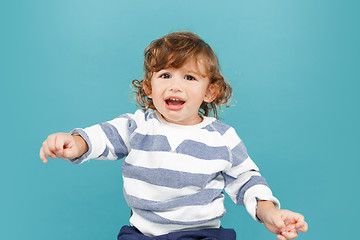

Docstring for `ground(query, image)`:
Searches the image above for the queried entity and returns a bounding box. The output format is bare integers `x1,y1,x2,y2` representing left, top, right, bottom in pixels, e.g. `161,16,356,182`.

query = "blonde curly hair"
132,31,232,118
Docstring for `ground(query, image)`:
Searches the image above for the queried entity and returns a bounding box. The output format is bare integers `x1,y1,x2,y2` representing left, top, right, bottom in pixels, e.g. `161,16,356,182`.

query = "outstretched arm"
256,200,308,240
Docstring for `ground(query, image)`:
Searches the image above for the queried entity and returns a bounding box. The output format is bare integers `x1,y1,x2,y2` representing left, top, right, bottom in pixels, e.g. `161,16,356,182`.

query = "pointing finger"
39,146,48,163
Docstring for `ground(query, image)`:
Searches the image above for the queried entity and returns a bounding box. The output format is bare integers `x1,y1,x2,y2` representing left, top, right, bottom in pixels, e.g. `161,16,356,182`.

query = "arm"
256,200,308,240
223,130,280,220
40,112,137,164
40,133,88,163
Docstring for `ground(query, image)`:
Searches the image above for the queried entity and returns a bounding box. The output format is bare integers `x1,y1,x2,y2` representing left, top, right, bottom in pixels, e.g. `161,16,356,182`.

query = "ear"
143,81,152,98
204,84,218,103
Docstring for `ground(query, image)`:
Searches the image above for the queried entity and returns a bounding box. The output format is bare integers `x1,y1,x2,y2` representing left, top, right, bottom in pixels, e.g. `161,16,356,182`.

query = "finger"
283,211,307,232
292,212,304,223
293,213,305,225
54,135,66,157
39,146,48,163
281,228,298,240
270,211,286,231
282,211,298,223
275,219,286,232
62,144,79,159
46,134,58,154
284,212,307,233
42,141,57,159
297,221,308,233
62,148,72,159
277,234,286,240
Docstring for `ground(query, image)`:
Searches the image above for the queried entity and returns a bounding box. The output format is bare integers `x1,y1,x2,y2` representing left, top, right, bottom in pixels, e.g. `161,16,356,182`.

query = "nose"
168,76,183,92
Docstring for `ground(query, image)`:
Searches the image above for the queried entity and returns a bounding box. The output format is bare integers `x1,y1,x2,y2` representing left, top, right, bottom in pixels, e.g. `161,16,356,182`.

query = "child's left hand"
256,201,308,240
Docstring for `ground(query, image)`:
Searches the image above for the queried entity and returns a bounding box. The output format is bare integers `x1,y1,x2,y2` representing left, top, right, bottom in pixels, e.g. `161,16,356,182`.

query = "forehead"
176,58,209,77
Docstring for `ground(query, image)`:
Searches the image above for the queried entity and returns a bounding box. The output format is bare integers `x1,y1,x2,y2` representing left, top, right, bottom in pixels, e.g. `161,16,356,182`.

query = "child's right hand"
40,133,88,163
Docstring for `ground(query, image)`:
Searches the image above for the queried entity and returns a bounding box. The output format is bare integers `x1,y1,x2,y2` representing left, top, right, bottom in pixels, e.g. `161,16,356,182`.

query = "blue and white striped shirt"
68,109,280,236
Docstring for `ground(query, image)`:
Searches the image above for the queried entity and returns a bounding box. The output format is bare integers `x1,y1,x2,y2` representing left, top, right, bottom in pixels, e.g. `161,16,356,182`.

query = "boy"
40,31,307,240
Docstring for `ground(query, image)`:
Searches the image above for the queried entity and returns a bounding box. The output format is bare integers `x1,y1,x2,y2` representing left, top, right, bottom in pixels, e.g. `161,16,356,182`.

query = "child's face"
146,59,216,125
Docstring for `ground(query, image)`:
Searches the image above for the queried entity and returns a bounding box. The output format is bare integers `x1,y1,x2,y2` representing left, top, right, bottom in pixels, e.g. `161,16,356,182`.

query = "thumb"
62,146,79,159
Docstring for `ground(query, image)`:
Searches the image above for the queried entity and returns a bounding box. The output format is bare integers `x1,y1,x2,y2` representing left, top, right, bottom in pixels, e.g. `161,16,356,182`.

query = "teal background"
1,0,359,239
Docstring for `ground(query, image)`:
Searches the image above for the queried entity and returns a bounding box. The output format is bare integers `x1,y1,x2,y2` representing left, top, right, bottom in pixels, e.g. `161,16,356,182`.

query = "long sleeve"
65,113,137,164
222,127,280,222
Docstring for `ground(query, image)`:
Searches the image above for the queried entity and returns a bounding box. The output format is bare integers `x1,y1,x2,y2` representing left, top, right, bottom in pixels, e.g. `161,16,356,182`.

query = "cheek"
191,88,207,103
148,79,164,98
149,87,164,104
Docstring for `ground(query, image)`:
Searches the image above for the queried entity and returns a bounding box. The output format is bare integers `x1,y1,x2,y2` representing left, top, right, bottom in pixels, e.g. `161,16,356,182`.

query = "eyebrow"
182,68,207,77
157,68,207,78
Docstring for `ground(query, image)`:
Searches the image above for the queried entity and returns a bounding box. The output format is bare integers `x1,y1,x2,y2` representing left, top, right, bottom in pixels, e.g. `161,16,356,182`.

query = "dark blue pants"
117,225,236,240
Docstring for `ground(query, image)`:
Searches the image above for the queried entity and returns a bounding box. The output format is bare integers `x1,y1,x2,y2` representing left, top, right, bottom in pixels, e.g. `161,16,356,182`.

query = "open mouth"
165,97,185,110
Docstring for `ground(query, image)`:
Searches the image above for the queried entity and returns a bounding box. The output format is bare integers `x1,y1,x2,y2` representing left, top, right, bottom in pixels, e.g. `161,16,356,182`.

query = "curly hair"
132,31,232,118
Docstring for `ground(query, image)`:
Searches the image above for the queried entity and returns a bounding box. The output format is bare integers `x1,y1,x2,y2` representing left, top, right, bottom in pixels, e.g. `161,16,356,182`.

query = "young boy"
40,31,308,240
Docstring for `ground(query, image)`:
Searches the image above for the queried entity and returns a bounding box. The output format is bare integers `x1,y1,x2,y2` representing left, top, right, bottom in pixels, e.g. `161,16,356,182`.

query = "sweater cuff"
64,128,92,164
244,185,280,223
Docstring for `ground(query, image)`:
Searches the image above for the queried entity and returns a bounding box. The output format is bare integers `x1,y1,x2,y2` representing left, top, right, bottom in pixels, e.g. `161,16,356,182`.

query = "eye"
185,75,196,81
160,73,171,79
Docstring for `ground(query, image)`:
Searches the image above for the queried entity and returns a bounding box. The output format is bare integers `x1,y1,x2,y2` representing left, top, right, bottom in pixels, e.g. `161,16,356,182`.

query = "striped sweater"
68,109,280,236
